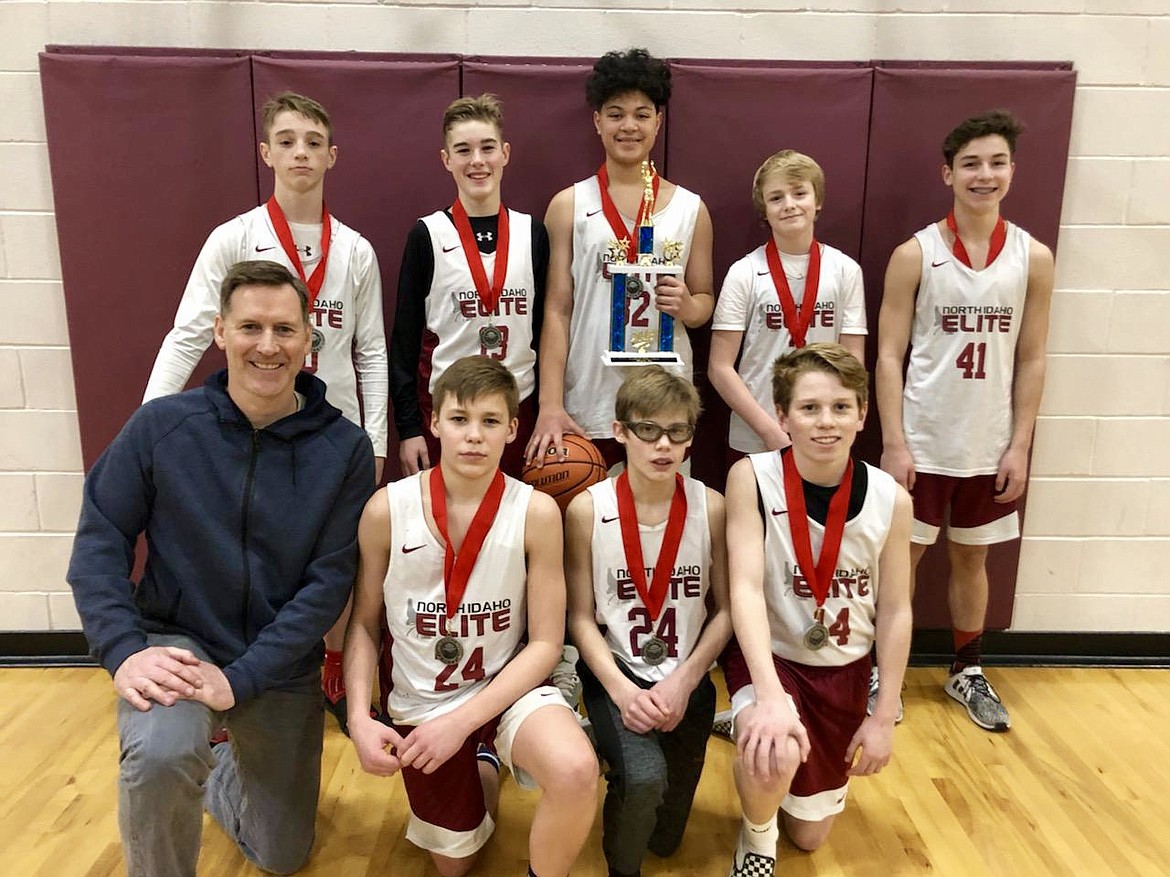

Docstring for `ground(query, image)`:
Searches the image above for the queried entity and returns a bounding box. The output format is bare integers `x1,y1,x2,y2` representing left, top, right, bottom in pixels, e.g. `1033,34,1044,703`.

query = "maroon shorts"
720,641,869,800
911,472,1019,546
391,717,499,835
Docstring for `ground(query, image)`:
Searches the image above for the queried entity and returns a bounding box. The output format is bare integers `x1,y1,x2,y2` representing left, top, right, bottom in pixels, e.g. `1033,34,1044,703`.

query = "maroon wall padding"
859,64,1076,628
40,51,258,468
462,59,629,219
252,56,461,477
664,63,875,489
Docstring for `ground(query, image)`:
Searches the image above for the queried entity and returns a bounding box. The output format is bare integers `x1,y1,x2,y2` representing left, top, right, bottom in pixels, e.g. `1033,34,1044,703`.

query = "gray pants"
581,660,716,877
117,633,323,877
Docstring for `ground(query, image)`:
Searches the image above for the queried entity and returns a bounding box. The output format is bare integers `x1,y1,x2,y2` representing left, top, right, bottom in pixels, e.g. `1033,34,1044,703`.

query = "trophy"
603,160,685,366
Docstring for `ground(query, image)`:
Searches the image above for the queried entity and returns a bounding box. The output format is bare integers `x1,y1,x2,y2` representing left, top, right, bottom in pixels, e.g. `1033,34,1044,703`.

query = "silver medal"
803,622,829,651
641,635,668,666
434,636,464,666
310,329,325,353
625,276,643,298
478,324,503,350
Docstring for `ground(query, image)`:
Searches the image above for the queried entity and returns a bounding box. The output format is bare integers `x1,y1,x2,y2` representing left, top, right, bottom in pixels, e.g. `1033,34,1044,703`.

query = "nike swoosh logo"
601,515,619,524
931,260,949,268
255,245,277,253
442,244,460,253
771,508,788,516
757,270,771,276
587,209,604,217
401,544,426,554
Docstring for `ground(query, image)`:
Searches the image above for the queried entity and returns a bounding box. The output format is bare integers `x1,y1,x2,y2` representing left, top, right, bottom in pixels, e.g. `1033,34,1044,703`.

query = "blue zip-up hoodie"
67,370,374,704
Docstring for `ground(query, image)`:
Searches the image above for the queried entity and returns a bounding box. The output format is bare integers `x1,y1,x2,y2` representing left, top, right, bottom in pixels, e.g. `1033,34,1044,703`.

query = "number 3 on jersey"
628,607,678,660
956,341,987,380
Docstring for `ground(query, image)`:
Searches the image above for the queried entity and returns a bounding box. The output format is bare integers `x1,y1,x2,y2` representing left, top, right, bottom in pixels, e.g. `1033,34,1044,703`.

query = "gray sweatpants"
581,659,716,877
116,633,323,877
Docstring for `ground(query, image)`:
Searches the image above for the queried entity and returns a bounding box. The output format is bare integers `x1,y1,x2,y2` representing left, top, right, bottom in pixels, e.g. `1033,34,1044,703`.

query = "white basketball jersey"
713,243,867,452
382,472,533,725
587,477,711,682
750,453,895,667
903,222,1031,476
565,178,701,438
421,209,537,401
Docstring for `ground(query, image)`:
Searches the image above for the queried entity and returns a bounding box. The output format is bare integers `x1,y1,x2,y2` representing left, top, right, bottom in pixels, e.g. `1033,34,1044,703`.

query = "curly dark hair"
942,110,1025,166
585,48,672,110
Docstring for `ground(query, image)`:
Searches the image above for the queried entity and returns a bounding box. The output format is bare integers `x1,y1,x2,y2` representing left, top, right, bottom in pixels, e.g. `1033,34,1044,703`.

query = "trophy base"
603,350,684,367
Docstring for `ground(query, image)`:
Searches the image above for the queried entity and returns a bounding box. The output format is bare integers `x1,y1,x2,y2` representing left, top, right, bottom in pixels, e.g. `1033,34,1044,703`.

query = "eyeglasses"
622,420,695,444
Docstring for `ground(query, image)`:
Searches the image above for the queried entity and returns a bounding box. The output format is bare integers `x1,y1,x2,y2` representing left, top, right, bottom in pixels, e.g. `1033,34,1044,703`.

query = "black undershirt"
756,447,868,524
390,210,549,438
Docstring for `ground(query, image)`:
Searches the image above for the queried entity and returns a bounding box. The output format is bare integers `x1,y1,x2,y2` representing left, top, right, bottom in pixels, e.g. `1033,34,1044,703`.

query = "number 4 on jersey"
434,646,486,692
956,341,987,380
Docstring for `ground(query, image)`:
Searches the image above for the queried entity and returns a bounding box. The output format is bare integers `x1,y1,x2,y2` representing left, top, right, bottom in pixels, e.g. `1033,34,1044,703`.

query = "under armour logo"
476,231,494,242
300,245,313,258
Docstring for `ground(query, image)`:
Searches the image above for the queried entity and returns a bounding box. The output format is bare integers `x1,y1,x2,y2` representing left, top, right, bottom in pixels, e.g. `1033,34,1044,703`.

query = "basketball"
521,434,608,512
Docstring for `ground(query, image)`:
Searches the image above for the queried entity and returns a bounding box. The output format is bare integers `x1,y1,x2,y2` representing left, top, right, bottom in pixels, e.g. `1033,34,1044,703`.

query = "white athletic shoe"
551,645,583,708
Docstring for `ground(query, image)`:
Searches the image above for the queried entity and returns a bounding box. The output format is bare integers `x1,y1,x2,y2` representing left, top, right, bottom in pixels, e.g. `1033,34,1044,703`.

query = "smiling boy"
392,95,548,478
344,356,597,877
709,150,866,459
874,110,1054,731
565,366,731,877
722,343,912,876
527,48,714,469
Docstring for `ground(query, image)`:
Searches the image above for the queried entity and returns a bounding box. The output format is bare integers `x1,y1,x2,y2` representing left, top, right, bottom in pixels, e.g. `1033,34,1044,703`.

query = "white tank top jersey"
587,477,712,683
903,221,1031,476
712,242,867,453
565,177,701,438
749,452,896,667
420,209,537,401
382,471,533,726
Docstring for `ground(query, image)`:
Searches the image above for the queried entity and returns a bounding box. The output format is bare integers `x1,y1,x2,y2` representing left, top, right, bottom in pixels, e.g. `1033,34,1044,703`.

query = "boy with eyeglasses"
565,365,731,877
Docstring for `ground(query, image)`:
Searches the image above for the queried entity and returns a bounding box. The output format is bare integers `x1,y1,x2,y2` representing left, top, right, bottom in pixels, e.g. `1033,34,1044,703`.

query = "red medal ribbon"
428,465,506,620
615,471,688,621
780,450,853,609
597,164,660,263
946,211,1006,270
451,200,511,317
765,237,822,349
265,196,332,309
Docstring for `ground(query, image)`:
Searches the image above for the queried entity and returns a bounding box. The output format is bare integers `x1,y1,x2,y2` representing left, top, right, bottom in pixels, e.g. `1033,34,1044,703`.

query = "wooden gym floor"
1,666,1166,876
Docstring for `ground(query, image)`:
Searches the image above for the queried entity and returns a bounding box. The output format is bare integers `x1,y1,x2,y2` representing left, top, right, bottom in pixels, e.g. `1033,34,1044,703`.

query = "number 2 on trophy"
628,290,651,328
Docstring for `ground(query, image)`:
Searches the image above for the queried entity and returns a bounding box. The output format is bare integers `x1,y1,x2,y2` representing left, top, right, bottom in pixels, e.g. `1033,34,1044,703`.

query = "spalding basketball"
521,433,608,513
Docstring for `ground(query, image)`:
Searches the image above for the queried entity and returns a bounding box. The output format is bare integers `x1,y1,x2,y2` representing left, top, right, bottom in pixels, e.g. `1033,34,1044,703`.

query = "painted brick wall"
1,0,1166,632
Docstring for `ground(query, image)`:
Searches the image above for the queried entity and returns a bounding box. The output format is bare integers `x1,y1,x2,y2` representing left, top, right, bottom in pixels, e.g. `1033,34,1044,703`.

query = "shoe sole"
944,682,1010,732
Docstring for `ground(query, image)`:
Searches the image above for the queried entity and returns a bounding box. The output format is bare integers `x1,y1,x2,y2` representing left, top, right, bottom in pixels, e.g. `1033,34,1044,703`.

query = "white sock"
740,815,779,856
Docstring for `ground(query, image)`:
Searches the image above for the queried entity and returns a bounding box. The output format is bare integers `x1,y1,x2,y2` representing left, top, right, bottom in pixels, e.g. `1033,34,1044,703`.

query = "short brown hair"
615,365,701,424
219,260,310,323
942,109,1024,166
261,92,332,144
431,356,519,420
751,149,825,217
443,94,504,144
772,342,867,413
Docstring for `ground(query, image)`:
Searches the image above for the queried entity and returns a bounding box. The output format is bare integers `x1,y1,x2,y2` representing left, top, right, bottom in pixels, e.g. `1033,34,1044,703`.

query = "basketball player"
565,366,731,877
723,343,912,876
344,356,598,877
392,94,548,478
709,150,866,458
874,110,1054,731
526,47,714,470
142,92,389,731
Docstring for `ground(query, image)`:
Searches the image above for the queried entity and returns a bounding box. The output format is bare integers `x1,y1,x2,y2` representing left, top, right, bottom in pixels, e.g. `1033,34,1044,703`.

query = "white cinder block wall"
1,0,1166,634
